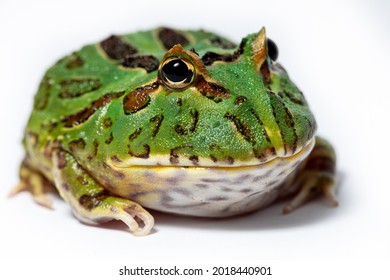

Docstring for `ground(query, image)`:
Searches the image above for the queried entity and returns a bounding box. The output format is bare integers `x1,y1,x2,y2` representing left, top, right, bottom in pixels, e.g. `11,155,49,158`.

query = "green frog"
12,27,337,236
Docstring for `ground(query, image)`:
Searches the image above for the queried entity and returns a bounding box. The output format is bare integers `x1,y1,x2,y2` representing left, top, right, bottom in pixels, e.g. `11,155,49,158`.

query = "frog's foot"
283,136,338,214
10,160,53,208
52,149,154,236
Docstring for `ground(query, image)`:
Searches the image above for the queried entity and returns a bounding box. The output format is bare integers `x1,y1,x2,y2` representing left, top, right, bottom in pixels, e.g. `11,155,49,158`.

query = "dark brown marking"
87,140,99,160
128,144,150,159
234,96,247,105
79,191,109,210
100,35,137,60
103,117,113,128
105,132,114,144
250,109,272,145
260,61,271,83
253,147,276,162
59,78,102,98
284,90,305,105
224,113,255,144
189,155,199,165
201,40,244,66
158,27,189,49
122,55,159,73
177,98,182,106
129,128,142,141
69,138,86,153
150,114,164,137
33,77,53,110
64,92,124,127
123,82,158,114
174,108,199,135
240,188,252,193
169,145,193,165
111,155,122,163
196,75,230,102
210,37,237,49
65,53,84,69
225,156,234,165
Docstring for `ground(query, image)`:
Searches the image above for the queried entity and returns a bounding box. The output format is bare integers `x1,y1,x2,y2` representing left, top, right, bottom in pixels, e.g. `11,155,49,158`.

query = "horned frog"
12,27,337,236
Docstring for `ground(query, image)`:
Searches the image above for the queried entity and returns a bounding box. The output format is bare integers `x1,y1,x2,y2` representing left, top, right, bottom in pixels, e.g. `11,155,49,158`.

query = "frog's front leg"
52,149,154,236
282,136,338,213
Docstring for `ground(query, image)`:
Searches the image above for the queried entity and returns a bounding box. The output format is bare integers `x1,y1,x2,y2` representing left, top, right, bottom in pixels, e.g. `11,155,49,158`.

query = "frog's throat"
110,137,315,169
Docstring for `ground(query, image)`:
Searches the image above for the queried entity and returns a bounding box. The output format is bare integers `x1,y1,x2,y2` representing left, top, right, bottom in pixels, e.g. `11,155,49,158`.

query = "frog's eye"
267,38,278,61
159,57,195,91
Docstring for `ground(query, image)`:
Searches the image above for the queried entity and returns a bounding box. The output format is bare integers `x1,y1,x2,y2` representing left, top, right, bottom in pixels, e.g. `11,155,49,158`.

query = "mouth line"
110,138,315,170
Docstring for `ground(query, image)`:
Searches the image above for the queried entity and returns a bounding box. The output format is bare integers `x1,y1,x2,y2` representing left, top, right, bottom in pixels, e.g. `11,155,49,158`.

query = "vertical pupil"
162,59,190,83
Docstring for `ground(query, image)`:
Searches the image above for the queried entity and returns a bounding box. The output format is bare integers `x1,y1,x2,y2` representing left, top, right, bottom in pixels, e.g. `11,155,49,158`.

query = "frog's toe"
282,136,337,214
283,172,338,214
52,149,154,236
11,161,54,208
75,198,155,236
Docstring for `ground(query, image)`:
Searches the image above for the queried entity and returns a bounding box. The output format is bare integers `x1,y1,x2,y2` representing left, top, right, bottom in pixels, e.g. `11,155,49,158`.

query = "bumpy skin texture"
15,27,337,236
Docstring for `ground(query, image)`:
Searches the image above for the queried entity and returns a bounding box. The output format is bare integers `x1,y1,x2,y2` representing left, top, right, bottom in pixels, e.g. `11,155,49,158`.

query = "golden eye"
159,57,195,91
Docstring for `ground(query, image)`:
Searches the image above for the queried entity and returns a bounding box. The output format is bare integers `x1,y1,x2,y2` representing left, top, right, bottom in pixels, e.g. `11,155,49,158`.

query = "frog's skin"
13,27,337,236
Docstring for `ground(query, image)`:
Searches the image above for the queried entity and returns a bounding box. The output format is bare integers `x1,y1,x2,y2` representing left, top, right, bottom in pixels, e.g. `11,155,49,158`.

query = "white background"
0,0,389,278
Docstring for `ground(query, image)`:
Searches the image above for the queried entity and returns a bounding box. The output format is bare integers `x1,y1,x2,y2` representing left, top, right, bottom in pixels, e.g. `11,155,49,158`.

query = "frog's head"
113,27,316,167
60,28,316,168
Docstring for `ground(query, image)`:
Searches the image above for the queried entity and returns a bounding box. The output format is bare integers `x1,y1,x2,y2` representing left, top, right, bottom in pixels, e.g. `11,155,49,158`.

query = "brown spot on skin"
260,61,271,83
103,117,113,128
169,145,193,165
87,140,99,160
201,40,244,66
174,109,199,135
195,75,230,102
177,98,182,106
253,147,276,162
43,141,52,158
189,155,199,165
150,114,164,137
79,191,109,210
158,27,189,49
100,35,137,60
33,77,53,110
64,92,124,127
122,55,159,73
65,53,84,69
110,155,122,163
210,37,237,49
234,96,247,105
105,132,114,144
128,144,150,159
58,78,102,98
69,139,86,153
224,113,255,145
129,128,142,141
123,82,158,114
76,175,88,185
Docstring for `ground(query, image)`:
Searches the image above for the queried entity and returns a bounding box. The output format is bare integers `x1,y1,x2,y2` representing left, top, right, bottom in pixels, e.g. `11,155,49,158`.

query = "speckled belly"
102,140,313,218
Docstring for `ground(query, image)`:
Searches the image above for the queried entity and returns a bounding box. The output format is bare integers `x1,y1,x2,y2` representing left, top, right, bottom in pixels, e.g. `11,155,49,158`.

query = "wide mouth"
110,138,315,169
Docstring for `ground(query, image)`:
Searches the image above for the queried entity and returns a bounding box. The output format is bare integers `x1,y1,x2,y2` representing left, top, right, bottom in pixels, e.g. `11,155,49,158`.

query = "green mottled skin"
26,28,315,169
17,27,336,235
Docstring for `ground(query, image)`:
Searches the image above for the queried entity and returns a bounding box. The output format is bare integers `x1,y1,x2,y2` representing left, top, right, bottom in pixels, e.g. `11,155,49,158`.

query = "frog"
11,27,338,236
